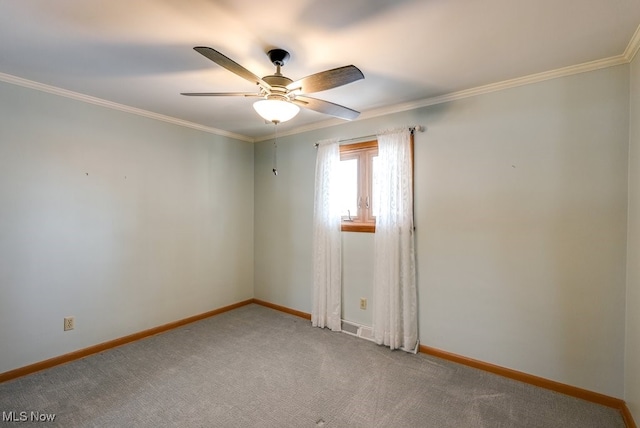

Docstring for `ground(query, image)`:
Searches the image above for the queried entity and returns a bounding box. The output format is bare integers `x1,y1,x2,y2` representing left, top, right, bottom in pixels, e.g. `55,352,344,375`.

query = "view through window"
339,140,378,232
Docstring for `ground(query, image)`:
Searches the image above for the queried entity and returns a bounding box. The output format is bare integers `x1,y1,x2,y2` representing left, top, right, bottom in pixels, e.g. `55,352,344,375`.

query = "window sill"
341,223,375,233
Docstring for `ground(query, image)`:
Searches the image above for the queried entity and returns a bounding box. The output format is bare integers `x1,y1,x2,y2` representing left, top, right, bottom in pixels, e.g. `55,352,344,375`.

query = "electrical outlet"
64,316,75,331
360,298,367,310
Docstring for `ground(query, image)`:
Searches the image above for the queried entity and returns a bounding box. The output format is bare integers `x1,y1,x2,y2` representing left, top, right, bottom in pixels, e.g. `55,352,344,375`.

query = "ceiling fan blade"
193,47,271,90
293,95,360,120
287,65,364,94
181,92,261,97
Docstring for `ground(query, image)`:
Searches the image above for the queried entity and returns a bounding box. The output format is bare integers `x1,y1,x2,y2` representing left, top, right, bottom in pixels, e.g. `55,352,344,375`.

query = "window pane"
339,158,358,218
371,155,379,218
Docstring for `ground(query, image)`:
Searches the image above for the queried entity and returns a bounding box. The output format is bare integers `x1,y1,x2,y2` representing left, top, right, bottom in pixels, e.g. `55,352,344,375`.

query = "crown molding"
253,117,345,142
264,53,630,142
0,72,254,143
360,55,628,120
624,24,640,62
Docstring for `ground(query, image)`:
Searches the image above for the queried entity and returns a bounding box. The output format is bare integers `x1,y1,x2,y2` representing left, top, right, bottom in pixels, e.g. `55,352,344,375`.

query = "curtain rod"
314,125,423,148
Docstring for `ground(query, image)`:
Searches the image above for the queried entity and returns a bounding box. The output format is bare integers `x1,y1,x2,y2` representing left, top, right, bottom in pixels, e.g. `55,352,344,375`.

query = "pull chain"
272,121,278,176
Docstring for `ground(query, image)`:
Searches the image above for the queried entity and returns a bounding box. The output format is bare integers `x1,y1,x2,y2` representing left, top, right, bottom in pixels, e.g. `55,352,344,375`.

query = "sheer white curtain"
312,138,342,331
372,128,418,352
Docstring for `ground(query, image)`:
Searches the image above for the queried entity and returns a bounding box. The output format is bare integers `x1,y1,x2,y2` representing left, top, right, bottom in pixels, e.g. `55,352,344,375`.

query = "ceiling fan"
181,47,364,123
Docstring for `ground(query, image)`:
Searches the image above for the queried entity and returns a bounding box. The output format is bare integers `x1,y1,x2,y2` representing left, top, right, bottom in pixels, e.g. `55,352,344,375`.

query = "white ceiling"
1,0,639,141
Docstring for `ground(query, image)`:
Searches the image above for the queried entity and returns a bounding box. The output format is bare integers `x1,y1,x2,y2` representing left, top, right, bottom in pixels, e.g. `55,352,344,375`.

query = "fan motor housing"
263,75,293,88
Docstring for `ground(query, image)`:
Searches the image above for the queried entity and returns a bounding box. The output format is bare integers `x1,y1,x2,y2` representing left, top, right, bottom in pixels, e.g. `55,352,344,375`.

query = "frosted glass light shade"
253,99,300,123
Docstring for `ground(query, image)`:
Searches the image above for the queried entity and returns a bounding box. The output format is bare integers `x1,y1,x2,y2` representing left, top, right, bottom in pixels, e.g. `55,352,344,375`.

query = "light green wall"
254,64,630,397
0,81,254,374
342,232,374,326
417,66,628,398
626,52,640,421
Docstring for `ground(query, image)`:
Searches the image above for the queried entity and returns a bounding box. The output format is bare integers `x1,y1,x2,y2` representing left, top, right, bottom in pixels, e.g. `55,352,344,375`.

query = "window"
339,141,378,232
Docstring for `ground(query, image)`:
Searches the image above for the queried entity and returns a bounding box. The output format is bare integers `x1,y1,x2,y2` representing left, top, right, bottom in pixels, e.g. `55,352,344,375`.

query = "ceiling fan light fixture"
253,99,300,123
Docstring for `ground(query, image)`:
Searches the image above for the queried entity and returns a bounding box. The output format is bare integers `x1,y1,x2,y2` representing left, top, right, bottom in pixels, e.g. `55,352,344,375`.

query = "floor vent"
341,320,374,342
341,321,359,335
